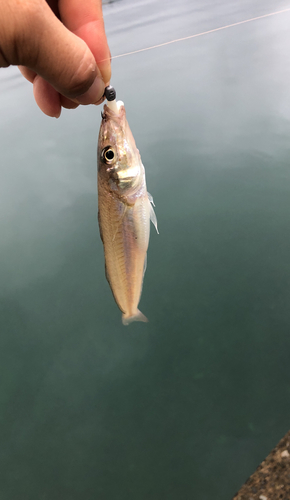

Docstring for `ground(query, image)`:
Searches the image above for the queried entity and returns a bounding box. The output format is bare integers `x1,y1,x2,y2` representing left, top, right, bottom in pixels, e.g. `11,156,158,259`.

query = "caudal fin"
122,309,148,326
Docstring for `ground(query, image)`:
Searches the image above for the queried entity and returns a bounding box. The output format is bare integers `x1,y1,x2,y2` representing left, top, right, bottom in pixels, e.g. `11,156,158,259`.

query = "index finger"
58,0,111,85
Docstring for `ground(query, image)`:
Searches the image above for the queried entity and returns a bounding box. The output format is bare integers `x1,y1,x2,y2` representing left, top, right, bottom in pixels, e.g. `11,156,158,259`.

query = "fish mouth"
101,103,125,122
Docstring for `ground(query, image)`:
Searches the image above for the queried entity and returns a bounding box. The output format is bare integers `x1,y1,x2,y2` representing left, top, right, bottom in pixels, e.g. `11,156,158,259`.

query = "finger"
33,76,61,117
59,0,111,85
19,65,61,117
1,0,105,104
46,0,60,18
60,95,79,109
18,66,36,83
20,65,80,114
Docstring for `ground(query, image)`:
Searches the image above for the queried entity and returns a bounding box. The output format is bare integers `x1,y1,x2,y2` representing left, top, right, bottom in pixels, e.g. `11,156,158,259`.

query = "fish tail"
122,309,148,326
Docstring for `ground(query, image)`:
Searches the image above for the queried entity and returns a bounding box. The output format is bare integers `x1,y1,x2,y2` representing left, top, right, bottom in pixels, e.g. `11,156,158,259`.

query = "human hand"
0,0,111,117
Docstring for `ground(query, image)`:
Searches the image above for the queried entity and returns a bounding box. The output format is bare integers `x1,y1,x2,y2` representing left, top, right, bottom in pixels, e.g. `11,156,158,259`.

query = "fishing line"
110,7,290,60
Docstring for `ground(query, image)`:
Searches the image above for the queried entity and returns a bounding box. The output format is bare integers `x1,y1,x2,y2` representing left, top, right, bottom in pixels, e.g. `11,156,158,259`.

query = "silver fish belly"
97,100,157,325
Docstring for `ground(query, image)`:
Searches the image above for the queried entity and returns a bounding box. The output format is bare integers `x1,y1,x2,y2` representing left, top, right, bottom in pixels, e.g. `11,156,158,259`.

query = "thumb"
0,0,105,103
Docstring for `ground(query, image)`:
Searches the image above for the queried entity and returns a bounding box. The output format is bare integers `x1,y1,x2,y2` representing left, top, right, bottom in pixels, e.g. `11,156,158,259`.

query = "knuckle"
59,48,96,99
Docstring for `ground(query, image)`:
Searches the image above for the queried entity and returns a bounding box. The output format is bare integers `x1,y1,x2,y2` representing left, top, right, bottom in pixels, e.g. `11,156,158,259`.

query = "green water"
1,1,290,498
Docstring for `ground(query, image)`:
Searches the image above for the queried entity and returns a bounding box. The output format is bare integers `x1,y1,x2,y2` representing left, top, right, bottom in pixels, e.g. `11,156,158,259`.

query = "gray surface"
232,430,290,498
1,1,290,498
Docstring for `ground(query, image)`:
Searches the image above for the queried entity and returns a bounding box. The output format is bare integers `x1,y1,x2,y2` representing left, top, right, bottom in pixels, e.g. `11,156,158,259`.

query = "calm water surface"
1,1,290,498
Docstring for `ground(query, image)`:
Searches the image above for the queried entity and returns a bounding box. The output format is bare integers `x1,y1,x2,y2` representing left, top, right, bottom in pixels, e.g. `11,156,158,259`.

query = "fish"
97,99,158,325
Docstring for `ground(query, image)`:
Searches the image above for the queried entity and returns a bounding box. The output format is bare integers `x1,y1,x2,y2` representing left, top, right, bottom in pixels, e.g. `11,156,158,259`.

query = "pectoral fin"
148,192,155,206
148,193,159,234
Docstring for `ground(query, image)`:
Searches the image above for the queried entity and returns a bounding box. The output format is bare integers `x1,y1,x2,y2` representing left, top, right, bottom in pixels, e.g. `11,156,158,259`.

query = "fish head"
98,103,143,193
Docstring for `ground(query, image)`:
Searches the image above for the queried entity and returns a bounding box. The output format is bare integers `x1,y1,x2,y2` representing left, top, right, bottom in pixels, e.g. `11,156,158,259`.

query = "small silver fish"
97,99,158,325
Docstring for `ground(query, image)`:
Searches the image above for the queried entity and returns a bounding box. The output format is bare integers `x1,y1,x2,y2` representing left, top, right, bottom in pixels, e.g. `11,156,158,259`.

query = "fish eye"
105,149,114,161
102,146,115,164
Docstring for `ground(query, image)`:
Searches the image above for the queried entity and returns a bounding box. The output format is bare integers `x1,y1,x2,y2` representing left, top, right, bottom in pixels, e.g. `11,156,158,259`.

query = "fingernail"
75,77,105,105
